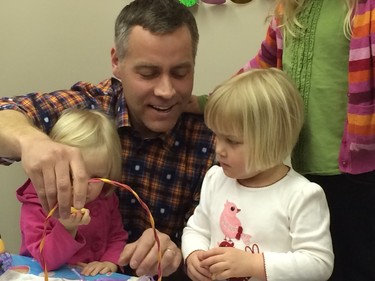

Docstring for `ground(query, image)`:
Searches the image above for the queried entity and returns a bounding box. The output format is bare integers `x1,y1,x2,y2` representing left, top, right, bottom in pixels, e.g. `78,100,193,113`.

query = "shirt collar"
111,77,131,129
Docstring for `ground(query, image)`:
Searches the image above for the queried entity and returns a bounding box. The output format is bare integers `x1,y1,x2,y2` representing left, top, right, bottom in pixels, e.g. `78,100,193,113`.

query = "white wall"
0,0,273,253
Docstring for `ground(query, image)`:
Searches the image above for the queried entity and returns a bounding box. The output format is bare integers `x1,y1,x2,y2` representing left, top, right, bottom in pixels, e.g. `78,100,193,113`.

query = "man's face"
111,25,195,138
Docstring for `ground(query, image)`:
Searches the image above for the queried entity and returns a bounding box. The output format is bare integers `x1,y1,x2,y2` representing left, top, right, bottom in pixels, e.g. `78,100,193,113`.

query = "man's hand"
118,228,182,277
0,110,89,218
22,135,89,218
20,135,89,218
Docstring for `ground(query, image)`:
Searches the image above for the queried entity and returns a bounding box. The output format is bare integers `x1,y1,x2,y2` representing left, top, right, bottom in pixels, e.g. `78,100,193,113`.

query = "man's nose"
154,75,176,99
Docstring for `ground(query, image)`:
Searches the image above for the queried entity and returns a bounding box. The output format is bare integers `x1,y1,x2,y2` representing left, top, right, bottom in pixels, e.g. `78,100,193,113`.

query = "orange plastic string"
39,178,162,281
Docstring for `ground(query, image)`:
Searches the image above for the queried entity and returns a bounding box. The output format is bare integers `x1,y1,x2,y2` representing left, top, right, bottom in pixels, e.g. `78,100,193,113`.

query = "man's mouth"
150,104,174,112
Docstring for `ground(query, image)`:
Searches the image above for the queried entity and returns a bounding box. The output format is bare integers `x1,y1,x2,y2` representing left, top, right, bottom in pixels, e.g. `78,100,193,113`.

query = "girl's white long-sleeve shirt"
182,165,333,281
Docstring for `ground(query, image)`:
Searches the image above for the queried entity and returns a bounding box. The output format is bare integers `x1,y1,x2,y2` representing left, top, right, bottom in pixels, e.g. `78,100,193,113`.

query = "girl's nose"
215,140,226,158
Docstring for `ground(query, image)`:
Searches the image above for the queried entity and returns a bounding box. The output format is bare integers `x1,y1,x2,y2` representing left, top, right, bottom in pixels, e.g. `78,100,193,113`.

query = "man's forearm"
0,110,47,159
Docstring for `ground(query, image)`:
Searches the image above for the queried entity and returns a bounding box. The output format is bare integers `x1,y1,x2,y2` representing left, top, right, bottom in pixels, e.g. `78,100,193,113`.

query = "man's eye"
171,69,189,79
140,72,157,79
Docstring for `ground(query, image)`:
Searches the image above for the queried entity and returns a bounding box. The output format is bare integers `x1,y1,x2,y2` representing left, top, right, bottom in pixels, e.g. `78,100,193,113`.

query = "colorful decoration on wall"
230,0,253,3
201,0,226,4
179,0,198,7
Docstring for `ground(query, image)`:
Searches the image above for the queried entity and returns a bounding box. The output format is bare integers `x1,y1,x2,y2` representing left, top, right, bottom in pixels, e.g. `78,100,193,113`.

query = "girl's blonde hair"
205,68,304,172
49,109,122,189
274,0,357,38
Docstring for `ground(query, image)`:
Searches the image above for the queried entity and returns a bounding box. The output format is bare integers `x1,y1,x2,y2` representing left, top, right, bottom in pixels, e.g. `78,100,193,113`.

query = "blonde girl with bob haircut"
17,109,128,277
205,67,303,173
182,68,333,281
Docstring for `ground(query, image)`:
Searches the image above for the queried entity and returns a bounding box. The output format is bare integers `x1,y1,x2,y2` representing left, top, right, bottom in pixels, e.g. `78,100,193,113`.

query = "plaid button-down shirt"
0,78,216,245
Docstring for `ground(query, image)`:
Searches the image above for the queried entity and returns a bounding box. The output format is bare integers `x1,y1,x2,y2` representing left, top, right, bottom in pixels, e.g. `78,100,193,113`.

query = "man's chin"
143,121,178,137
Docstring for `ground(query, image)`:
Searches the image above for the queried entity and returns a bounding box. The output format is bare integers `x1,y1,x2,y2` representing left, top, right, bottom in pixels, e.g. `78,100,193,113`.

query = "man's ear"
111,47,121,78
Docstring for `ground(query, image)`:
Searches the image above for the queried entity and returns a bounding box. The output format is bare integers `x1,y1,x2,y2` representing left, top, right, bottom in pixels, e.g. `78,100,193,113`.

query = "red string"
39,178,162,281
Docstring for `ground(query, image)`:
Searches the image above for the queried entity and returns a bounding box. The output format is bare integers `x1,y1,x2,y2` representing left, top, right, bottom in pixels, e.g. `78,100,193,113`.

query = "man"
0,0,216,279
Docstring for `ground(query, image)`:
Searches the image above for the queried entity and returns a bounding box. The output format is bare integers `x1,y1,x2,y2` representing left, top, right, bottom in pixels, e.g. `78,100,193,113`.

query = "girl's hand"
200,247,265,281
77,261,118,276
185,250,212,281
58,207,91,236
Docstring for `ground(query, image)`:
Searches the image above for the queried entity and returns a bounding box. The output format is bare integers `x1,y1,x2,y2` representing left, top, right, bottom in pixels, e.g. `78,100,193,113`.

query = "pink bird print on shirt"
220,200,251,245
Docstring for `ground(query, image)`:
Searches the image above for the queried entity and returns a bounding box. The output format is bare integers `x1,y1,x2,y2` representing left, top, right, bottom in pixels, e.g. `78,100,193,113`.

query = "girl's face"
214,131,289,187
214,132,259,182
83,150,111,203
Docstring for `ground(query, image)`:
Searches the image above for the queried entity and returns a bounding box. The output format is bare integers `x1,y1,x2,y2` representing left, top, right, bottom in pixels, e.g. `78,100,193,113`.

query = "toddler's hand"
77,261,118,276
59,207,91,235
185,250,212,281
70,207,91,224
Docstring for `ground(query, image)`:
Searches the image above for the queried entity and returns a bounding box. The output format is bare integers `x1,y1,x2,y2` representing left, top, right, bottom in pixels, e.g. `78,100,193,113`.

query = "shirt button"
342,161,347,166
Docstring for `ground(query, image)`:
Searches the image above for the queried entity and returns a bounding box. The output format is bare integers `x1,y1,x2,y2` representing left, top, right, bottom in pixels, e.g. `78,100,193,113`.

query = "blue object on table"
10,254,131,280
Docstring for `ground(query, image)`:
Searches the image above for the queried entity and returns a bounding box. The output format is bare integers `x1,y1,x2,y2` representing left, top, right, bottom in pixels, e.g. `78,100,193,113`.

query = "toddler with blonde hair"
17,109,127,276
182,68,333,281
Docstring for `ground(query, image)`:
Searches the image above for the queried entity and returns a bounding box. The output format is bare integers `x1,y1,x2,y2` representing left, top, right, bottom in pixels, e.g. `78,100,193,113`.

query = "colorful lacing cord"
39,178,162,281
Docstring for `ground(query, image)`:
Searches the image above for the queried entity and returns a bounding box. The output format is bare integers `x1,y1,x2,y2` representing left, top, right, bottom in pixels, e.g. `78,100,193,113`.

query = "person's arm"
185,94,208,114
262,182,334,281
78,195,127,277
186,19,280,116
181,166,220,281
186,19,281,117
99,194,128,264
239,17,280,73
181,168,213,259
0,109,88,218
0,110,44,159
19,192,86,270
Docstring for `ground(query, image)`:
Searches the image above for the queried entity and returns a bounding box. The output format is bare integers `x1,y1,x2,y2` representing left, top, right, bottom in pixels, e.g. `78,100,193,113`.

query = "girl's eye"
227,138,241,145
